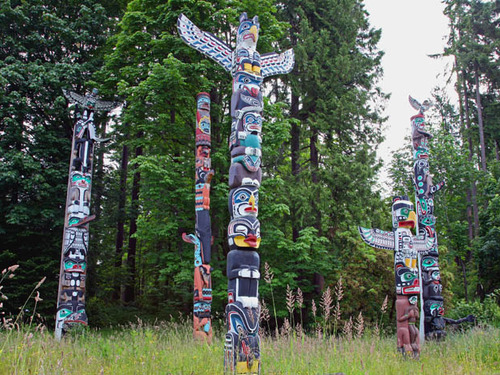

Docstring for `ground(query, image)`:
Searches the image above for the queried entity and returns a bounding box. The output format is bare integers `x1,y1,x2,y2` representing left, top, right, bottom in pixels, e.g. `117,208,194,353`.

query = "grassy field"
0,321,498,374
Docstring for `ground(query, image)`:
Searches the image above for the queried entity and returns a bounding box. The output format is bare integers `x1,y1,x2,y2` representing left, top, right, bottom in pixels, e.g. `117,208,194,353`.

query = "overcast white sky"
363,0,457,194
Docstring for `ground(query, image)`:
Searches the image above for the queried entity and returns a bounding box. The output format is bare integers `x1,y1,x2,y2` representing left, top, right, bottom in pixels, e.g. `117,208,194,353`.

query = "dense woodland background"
1,0,499,330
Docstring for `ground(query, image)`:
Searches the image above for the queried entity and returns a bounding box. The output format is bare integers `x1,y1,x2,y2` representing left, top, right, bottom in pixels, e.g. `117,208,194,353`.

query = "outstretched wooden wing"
409,95,433,113
261,49,295,78
413,235,436,253
358,226,395,251
62,89,86,106
177,14,232,73
94,100,120,112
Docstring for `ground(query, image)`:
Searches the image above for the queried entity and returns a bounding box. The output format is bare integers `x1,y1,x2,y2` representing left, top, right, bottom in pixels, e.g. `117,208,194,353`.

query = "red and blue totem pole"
359,196,435,358
177,12,294,374
183,93,214,343
56,89,119,339
409,96,446,341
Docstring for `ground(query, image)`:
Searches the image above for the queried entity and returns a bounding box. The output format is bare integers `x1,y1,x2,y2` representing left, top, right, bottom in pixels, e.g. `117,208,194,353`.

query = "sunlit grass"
0,322,498,374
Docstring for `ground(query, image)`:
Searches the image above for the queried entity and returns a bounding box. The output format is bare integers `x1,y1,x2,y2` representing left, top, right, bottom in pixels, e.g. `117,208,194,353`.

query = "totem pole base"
236,360,260,374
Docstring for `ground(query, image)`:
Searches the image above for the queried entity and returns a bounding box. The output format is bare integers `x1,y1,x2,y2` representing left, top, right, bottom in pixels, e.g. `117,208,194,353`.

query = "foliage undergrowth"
0,321,498,374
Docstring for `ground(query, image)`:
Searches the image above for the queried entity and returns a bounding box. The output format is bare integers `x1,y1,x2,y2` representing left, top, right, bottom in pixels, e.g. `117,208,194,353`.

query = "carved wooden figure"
359,196,434,357
409,95,446,341
56,89,119,339
178,12,294,374
182,92,214,343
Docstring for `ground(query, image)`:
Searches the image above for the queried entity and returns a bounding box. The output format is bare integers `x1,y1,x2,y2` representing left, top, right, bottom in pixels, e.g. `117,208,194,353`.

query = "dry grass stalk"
373,322,380,338
264,262,274,284
381,295,388,314
296,287,303,309
260,299,270,324
343,316,353,341
354,311,364,338
281,317,292,337
295,322,304,338
320,286,333,324
312,299,317,318
286,285,295,315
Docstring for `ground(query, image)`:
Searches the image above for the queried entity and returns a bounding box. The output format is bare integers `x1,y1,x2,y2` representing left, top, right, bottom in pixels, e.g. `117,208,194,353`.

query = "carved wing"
95,100,120,112
261,49,295,78
62,89,86,106
177,14,232,72
358,227,395,251
413,235,436,253
408,95,422,112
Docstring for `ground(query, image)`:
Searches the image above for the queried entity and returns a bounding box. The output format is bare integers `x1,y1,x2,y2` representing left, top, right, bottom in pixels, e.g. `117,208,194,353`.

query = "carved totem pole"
56,89,119,339
177,12,294,374
359,196,435,358
409,95,446,341
182,93,214,343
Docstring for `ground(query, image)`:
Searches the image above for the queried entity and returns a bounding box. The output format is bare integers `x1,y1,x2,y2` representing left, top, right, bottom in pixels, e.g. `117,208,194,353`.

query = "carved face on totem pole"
395,262,420,295
392,196,417,230
227,216,261,250
229,185,259,217
237,13,259,49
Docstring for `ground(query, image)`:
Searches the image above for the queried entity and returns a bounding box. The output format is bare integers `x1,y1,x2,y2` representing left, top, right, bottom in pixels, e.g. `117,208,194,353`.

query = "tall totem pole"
182,93,214,343
358,196,435,358
409,96,446,341
56,89,119,339
177,12,294,374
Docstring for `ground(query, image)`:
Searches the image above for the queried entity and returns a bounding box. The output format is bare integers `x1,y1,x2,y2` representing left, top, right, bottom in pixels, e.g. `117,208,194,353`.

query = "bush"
448,289,500,327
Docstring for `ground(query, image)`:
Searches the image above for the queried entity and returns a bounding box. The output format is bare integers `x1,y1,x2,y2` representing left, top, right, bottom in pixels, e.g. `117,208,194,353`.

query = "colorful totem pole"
359,196,435,358
409,95,446,341
177,12,294,374
182,93,214,343
56,89,119,340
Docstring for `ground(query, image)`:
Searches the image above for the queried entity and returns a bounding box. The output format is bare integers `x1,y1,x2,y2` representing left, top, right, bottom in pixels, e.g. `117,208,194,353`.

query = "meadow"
0,321,498,375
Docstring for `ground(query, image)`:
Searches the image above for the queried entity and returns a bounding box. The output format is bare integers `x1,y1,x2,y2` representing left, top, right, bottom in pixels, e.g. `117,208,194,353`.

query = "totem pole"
359,196,435,358
56,89,119,339
177,13,294,374
409,95,446,341
182,93,214,343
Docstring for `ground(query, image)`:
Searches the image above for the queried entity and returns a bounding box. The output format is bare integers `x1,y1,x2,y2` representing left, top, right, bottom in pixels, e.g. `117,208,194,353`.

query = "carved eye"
235,192,249,203
400,208,409,217
59,309,72,318
235,225,248,236
422,258,436,267
402,272,415,282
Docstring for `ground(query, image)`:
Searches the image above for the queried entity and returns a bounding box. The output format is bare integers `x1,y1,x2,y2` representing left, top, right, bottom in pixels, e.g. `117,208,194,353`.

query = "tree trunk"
114,143,128,301
310,127,321,235
291,92,300,242
463,71,480,238
455,65,474,243
474,62,487,172
122,143,142,304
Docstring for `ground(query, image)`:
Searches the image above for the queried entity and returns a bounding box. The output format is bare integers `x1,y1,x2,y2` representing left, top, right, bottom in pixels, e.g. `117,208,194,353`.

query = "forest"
1,0,499,333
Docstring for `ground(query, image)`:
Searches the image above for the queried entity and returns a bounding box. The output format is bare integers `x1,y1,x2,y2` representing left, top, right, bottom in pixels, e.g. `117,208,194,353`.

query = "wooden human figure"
178,12,293,374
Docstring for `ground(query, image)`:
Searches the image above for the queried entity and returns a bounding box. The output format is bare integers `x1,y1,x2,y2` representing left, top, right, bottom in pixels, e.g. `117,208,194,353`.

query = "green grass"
0,322,498,374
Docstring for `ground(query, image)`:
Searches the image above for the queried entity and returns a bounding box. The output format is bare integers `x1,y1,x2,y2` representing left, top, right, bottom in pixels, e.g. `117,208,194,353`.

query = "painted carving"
183,92,214,343
178,12,294,374
359,196,434,357
56,89,119,339
409,95,447,340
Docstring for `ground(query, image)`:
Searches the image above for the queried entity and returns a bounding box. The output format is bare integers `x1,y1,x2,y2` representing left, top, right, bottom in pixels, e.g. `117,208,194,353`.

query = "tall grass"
0,322,498,374
1,264,498,374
